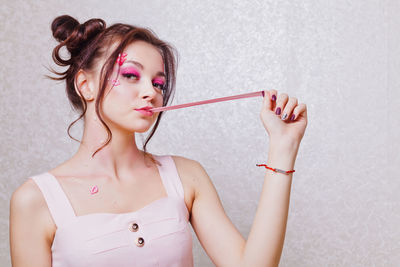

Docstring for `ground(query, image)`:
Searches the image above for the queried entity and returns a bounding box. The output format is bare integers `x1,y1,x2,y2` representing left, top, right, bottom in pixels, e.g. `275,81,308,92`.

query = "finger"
290,103,307,121
281,97,298,121
269,89,277,110
274,93,288,116
262,90,276,111
262,90,271,110
270,89,277,102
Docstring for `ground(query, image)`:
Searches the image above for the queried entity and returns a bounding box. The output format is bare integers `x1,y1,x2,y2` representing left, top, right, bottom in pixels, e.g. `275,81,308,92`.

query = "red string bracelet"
256,164,295,174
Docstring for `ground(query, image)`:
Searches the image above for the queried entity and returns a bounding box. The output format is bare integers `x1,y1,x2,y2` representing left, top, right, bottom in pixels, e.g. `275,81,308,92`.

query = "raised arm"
241,141,298,266
189,89,307,266
10,179,53,267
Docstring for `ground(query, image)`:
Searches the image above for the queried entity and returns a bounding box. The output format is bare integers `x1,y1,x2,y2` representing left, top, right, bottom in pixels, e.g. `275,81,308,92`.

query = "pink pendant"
90,185,99,194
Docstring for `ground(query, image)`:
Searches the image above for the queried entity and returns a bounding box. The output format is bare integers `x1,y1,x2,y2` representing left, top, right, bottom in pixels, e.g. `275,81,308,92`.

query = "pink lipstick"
134,107,154,116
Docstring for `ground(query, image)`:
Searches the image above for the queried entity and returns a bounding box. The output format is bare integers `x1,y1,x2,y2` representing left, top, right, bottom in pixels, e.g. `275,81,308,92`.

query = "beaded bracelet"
256,164,295,174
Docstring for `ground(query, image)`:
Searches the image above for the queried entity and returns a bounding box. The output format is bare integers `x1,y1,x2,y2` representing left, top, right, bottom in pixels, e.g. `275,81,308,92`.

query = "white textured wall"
1,0,399,266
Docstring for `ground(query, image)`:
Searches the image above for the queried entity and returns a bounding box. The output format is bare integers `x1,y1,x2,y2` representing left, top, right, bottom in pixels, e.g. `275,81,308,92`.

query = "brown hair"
49,15,177,164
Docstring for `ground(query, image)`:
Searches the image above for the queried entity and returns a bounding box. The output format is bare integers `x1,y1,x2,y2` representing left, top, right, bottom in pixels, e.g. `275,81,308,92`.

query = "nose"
139,79,157,100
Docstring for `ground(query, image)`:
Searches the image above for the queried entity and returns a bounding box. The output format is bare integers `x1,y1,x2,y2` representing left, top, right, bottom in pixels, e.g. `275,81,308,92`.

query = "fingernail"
272,95,276,101
281,113,288,120
275,107,281,115
290,114,295,121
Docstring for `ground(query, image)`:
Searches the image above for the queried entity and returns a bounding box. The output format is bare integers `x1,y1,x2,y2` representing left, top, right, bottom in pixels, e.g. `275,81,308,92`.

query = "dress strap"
155,155,185,199
30,172,76,228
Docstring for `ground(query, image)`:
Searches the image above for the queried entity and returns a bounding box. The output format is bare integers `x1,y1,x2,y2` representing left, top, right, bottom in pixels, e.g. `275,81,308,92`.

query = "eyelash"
121,72,166,92
153,82,165,91
122,73,139,80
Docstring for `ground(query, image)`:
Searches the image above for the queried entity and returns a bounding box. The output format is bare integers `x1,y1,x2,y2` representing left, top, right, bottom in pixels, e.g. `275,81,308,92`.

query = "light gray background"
1,0,399,266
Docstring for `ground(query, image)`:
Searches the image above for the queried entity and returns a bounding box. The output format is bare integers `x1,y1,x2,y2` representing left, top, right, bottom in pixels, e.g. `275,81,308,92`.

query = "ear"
75,70,95,101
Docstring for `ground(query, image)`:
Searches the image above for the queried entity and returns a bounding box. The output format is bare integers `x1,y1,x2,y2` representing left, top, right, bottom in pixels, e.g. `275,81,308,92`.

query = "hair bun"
51,15,105,60
51,15,80,42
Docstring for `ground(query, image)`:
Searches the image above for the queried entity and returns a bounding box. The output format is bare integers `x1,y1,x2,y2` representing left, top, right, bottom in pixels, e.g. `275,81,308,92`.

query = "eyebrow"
124,60,166,77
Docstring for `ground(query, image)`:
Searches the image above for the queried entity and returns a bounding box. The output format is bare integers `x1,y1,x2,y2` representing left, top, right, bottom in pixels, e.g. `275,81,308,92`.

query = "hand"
260,90,308,146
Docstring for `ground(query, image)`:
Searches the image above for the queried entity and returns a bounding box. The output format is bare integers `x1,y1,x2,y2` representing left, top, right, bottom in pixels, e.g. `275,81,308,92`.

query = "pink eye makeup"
117,60,166,93
120,67,141,80
152,78,165,91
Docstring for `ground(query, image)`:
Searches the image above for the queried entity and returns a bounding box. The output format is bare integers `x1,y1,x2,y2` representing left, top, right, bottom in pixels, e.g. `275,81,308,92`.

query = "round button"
135,237,145,247
129,222,139,232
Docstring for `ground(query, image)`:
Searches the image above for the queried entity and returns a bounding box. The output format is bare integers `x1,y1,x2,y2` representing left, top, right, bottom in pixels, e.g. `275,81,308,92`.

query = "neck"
71,113,151,180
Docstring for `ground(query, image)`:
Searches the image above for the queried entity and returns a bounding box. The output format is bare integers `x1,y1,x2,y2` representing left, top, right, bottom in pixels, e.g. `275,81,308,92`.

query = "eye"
153,82,165,91
122,72,139,80
152,78,166,93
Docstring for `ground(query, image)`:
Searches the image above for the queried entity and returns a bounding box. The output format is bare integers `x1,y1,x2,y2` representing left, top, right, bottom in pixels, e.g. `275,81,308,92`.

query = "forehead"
123,40,164,72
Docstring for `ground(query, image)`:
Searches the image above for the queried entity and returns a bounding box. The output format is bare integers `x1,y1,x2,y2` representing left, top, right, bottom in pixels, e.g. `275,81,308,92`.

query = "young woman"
9,15,308,267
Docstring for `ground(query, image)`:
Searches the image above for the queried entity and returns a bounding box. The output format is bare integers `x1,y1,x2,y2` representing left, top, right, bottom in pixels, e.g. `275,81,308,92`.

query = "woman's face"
99,40,165,134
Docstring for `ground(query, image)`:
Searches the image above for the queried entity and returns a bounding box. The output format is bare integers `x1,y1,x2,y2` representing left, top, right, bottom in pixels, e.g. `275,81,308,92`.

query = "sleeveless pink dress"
30,154,193,267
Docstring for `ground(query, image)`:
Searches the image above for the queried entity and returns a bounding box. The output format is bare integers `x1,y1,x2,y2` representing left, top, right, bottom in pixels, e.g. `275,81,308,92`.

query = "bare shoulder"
11,178,45,212
10,178,55,239
170,155,213,195
171,155,207,181
171,155,202,171
10,178,54,266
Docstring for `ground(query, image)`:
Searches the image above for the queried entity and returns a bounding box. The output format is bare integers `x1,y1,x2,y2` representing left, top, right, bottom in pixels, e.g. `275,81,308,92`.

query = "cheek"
102,85,136,115
105,77,137,99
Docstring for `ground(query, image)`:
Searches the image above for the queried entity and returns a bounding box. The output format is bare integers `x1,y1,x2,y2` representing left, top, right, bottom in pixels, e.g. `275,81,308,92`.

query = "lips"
134,107,154,116
135,106,153,111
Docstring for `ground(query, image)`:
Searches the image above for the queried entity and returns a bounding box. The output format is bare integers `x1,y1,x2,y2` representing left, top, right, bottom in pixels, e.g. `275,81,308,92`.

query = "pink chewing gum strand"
149,90,265,112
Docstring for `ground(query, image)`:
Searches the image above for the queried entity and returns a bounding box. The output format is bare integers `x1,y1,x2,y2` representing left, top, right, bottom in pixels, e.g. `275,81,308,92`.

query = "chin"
110,116,156,133
134,127,152,133
131,122,156,133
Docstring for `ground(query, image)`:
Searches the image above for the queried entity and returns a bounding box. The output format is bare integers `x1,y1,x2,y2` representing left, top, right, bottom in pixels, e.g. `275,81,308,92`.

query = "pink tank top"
30,155,193,267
